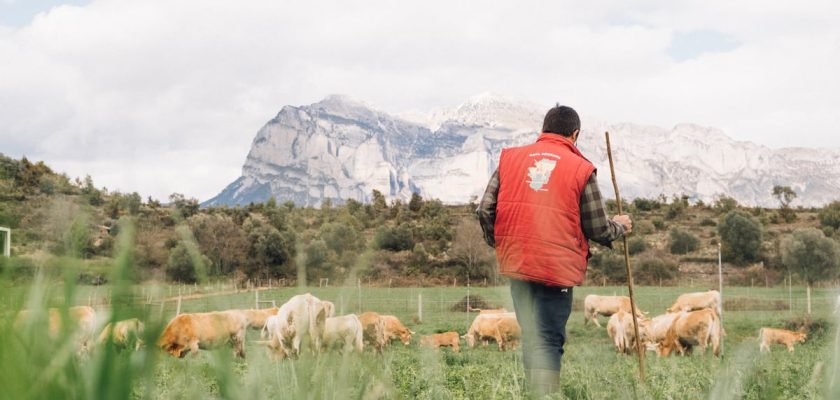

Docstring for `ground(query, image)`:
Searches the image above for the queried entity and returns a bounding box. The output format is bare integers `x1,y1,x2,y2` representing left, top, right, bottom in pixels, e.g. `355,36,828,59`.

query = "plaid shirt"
476,168,625,248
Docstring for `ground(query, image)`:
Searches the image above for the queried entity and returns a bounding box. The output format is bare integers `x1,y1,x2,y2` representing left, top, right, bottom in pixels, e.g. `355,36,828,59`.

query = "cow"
98,318,145,351
607,311,629,353
639,313,681,352
264,293,327,359
464,312,517,348
382,315,414,346
322,314,364,354
493,315,521,351
759,327,807,353
358,312,386,355
16,306,97,354
666,290,722,316
239,307,279,330
158,310,248,358
583,295,645,327
322,301,336,318
420,332,460,353
657,309,721,357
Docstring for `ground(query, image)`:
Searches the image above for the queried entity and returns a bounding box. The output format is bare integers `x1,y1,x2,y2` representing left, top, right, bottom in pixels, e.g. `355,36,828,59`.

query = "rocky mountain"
204,93,840,208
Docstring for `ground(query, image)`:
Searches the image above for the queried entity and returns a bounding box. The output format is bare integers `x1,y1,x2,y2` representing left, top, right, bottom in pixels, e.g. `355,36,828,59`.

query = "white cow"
264,293,327,359
322,314,364,353
666,290,722,316
583,295,645,327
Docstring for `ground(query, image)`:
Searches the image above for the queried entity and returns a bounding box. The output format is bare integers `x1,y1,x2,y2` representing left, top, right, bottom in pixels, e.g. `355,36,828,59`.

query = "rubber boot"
525,368,560,399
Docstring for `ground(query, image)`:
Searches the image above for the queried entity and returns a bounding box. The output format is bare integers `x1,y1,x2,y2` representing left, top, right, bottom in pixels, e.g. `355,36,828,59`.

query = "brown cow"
359,311,386,354
98,318,145,351
583,295,645,327
464,312,516,348
666,290,721,316
658,309,721,357
16,306,97,353
382,315,414,346
493,316,521,351
158,310,248,358
239,307,279,330
420,332,460,353
759,328,807,353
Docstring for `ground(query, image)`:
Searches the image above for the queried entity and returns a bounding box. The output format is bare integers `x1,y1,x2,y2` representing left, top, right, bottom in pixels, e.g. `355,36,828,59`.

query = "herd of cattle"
586,289,811,356
12,290,834,359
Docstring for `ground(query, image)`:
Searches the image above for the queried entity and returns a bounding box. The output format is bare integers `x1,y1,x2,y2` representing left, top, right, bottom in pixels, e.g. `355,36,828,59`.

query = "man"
477,105,632,397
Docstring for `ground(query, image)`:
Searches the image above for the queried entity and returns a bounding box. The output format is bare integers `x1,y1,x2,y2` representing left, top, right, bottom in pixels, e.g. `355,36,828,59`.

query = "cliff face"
205,94,840,208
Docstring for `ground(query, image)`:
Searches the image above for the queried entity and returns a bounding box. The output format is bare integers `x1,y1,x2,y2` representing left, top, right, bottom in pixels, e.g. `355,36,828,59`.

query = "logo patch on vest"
526,158,558,191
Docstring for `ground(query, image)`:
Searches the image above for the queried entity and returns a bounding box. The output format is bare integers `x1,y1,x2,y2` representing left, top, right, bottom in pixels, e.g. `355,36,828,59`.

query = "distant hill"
205,93,840,208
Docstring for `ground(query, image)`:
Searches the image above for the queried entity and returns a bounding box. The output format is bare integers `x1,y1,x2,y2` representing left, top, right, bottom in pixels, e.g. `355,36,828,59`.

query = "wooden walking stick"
605,131,645,381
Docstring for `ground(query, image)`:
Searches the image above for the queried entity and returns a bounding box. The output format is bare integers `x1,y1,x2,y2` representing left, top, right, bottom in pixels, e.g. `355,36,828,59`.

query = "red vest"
495,133,595,287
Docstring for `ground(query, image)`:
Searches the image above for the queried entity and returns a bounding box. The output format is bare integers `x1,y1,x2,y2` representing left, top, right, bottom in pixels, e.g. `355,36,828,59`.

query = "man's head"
542,105,580,141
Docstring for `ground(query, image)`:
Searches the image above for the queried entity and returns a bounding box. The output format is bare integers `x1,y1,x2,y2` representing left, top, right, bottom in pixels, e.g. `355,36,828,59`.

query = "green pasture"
1,276,839,399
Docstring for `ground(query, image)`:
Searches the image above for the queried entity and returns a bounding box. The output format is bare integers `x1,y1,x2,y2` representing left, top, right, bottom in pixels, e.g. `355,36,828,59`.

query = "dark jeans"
510,279,573,372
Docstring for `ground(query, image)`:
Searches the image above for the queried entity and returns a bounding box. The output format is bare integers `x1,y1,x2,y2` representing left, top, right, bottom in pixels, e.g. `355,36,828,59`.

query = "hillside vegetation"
1,153,839,288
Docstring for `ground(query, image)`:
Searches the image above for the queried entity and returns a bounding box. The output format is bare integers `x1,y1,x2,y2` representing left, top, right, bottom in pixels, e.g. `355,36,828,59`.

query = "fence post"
807,284,812,315
788,274,793,313
176,295,182,315
255,291,259,309
358,278,362,313
418,294,423,323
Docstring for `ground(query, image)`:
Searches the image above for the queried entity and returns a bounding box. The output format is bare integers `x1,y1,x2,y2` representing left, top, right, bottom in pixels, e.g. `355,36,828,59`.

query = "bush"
627,237,647,255
652,218,666,231
700,218,716,227
589,251,626,283
818,201,840,230
632,198,661,211
374,223,414,251
635,220,655,235
166,243,199,283
718,211,763,264
669,228,700,255
635,257,678,284
781,228,839,285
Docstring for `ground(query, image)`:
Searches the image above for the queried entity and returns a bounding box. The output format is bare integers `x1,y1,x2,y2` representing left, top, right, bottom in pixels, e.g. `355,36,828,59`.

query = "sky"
1,0,838,202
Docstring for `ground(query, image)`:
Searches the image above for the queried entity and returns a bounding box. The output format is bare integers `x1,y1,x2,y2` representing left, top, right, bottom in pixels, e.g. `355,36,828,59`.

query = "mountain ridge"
204,94,840,208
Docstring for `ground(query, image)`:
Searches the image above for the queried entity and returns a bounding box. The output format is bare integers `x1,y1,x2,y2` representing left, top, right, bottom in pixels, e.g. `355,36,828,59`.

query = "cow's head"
462,332,476,348
397,329,413,345
796,332,808,343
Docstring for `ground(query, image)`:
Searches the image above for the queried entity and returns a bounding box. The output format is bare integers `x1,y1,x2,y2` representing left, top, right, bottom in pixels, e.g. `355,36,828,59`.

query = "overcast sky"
1,0,838,201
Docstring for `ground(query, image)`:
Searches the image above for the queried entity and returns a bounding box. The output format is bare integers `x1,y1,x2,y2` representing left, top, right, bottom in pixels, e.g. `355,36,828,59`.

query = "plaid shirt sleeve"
476,168,500,248
580,171,626,247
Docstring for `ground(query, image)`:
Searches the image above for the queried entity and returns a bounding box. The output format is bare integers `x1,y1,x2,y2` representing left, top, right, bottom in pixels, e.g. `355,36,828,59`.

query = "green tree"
373,223,414,251
772,185,797,223
713,195,738,214
169,193,199,219
371,189,388,217
166,243,196,283
408,192,424,213
818,201,840,230
781,228,840,313
718,210,763,264
627,237,647,255
669,228,700,255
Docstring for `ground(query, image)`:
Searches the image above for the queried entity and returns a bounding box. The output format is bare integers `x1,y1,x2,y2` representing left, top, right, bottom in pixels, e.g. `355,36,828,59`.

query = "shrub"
635,257,678,284
635,220,656,235
669,228,700,255
700,218,716,227
627,237,647,255
718,210,763,264
632,198,661,211
374,223,414,251
652,218,666,231
589,251,626,283
166,243,199,283
818,201,840,230
781,228,839,285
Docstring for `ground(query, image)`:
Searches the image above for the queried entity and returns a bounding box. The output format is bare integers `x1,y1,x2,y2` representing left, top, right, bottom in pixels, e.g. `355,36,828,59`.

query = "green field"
2,279,839,400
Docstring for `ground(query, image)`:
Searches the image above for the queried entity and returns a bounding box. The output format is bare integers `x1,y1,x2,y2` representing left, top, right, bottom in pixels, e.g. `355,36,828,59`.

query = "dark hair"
542,105,580,137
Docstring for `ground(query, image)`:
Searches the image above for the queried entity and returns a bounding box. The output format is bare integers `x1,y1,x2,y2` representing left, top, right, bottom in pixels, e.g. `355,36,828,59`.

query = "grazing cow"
658,309,721,357
239,307,279,330
322,314,364,354
666,290,722,316
158,310,248,358
16,306,97,353
464,312,517,348
759,328,807,353
493,315,521,351
639,313,681,352
98,318,145,351
382,315,414,346
358,312,386,355
607,311,629,353
420,332,460,353
322,301,336,318
264,293,327,359
583,295,645,327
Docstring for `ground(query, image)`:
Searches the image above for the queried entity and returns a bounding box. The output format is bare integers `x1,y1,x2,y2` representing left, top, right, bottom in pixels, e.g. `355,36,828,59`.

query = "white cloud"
0,0,838,201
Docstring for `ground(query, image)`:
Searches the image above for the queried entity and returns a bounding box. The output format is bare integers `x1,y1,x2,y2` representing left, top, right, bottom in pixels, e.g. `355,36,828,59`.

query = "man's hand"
612,215,632,234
